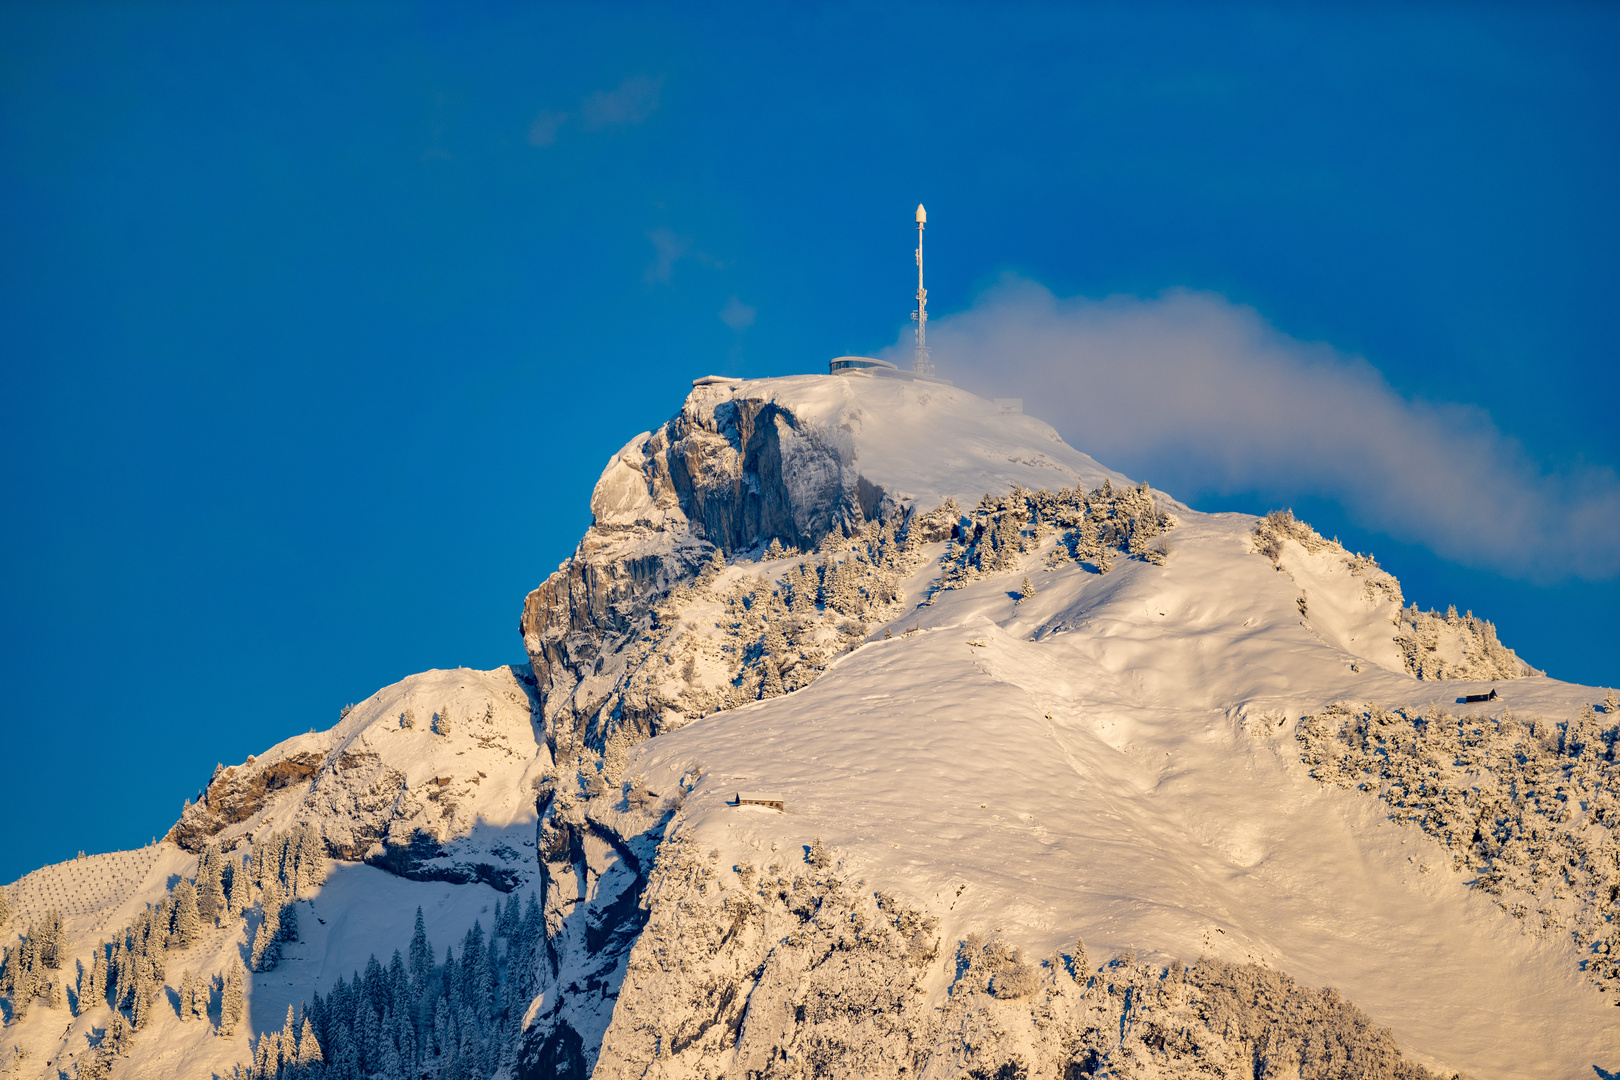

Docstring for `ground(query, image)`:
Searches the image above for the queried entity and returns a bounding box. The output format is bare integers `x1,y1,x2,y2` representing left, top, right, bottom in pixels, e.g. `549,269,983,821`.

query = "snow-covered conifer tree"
199,849,226,925
226,857,251,918
252,887,282,971
105,1009,129,1056
87,948,108,1008
246,843,266,897
273,830,295,890
760,660,785,698
193,970,210,1021
492,894,516,942
1071,937,1091,980
172,879,200,947
220,960,244,1035
106,942,125,1013
130,965,153,1028
253,1031,278,1078
784,564,810,612
300,822,328,891
39,908,63,969
434,704,453,736
408,906,431,986
400,706,416,729
297,1016,323,1069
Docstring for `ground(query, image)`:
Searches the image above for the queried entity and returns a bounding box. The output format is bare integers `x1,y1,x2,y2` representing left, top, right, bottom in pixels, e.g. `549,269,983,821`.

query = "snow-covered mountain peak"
666,373,1127,516
4,369,1613,1080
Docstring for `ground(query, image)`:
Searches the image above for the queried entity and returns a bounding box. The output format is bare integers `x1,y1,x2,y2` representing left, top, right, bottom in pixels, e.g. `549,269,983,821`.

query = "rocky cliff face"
519,374,1120,765
515,782,683,1079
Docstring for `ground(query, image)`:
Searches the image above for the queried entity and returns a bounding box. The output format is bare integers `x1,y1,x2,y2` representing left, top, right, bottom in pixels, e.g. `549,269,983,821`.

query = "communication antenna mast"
911,203,933,377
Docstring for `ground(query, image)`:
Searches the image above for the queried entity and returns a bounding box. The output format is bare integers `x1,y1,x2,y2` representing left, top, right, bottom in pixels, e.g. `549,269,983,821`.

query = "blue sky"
2,2,1616,884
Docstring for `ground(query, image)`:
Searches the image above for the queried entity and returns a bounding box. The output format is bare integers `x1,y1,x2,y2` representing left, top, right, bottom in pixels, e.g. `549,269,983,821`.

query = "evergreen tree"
199,848,227,925
227,857,252,917
291,825,312,896
172,879,201,947
360,992,382,1075
40,907,63,968
280,897,300,943
88,948,108,1008
109,941,128,1011
434,704,453,737
499,894,522,942
1071,936,1091,981
297,1016,324,1070
761,659,786,697
131,964,153,1029
391,995,416,1069
105,1009,130,1056
408,907,431,987
279,1005,298,1071
248,843,266,896
252,893,282,972
788,564,814,612
388,950,408,1008
178,969,194,1021
220,960,245,1035
377,1009,404,1078
271,831,294,892
254,1031,279,1079
77,1048,113,1080
301,822,329,892
474,940,498,1023
432,996,452,1063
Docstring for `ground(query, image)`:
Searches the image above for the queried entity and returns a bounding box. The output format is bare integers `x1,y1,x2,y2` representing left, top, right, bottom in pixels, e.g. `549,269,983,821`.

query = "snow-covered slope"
613,509,1614,1078
3,371,1616,1080
170,664,551,885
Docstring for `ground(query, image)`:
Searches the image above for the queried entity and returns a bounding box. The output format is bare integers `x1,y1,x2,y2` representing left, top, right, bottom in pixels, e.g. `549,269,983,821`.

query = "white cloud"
644,228,691,284
581,75,663,131
906,277,1620,582
526,109,568,147
720,296,756,331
